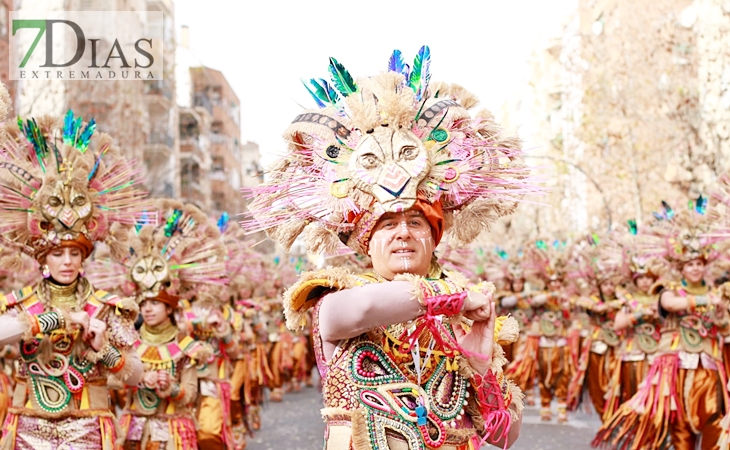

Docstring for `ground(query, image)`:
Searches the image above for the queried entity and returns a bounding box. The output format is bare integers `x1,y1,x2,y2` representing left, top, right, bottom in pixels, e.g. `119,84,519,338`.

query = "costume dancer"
0,102,146,449
244,46,535,449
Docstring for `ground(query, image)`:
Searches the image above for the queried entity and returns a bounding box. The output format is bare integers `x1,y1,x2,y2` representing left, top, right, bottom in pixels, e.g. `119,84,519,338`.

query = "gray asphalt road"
247,382,602,450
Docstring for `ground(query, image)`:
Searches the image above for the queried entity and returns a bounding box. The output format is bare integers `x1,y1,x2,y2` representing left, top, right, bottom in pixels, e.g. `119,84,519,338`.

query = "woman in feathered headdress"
243,46,534,449
0,84,147,450
601,225,665,420
595,198,730,450
86,200,223,450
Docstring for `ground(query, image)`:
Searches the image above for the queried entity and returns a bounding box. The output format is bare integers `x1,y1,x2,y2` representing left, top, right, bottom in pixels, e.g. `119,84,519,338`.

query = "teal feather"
77,118,95,152
63,110,75,146
301,80,326,108
536,240,547,250
408,46,431,100
19,117,48,173
695,195,707,215
317,78,340,104
164,209,183,237
328,57,358,97
628,219,637,235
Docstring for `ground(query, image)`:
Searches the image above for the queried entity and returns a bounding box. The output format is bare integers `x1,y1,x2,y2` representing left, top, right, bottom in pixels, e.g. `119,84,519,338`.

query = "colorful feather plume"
388,49,410,80
86,200,228,303
328,57,358,97
1,109,150,262
408,45,431,100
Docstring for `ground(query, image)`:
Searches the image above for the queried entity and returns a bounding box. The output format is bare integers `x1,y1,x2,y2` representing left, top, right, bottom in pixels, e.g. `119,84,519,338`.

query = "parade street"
248,382,602,450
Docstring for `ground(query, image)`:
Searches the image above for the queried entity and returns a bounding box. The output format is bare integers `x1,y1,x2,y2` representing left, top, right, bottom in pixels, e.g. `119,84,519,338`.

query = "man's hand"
457,301,497,374
464,291,492,322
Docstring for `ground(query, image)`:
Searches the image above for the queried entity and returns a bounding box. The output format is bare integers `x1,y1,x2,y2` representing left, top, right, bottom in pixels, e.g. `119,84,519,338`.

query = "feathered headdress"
85,199,227,307
242,46,536,256
479,245,526,287
523,238,571,285
572,233,627,294
0,109,148,261
639,197,723,270
435,239,479,281
217,212,268,300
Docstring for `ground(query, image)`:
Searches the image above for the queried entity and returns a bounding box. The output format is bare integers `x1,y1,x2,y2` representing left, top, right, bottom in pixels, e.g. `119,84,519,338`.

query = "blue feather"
695,195,707,215
217,212,230,233
388,49,410,80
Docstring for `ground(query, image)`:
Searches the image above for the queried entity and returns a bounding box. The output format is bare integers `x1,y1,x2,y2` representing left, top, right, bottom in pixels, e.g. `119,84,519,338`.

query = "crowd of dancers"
476,186,730,449
0,89,319,450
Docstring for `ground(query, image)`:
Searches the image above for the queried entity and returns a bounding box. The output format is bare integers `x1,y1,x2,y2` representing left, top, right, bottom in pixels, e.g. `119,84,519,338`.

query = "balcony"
193,93,214,115
145,131,174,158
144,80,173,111
148,131,174,147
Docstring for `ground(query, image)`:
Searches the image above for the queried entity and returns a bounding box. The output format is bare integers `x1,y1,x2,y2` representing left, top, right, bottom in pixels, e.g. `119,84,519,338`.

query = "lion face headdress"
243,46,536,255
639,198,722,271
86,200,227,308
523,239,572,286
479,246,525,287
0,109,148,262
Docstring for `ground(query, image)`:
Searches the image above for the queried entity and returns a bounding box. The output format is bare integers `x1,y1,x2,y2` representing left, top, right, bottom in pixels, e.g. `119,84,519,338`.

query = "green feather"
328,57,358,97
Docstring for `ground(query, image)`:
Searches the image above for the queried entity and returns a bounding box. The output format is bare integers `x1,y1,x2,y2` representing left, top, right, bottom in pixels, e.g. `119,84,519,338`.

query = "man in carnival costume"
0,83,147,450
595,198,730,450
87,200,223,450
244,46,534,449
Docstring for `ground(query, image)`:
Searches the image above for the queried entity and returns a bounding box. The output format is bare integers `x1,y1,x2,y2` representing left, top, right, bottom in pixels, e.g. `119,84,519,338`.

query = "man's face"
367,210,435,280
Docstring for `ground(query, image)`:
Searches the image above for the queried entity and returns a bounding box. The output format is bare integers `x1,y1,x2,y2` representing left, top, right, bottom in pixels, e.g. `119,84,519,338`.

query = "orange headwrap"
345,196,444,255
36,235,95,261
147,289,180,309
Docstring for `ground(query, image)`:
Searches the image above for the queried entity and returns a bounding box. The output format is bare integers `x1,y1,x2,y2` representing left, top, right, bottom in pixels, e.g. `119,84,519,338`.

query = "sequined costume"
289,269,522,449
